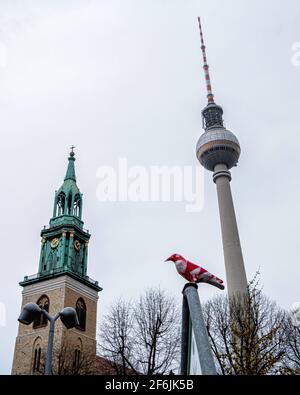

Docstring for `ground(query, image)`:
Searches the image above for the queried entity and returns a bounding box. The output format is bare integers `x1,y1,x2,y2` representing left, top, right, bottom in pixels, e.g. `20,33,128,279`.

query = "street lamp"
18,303,79,375
181,283,217,375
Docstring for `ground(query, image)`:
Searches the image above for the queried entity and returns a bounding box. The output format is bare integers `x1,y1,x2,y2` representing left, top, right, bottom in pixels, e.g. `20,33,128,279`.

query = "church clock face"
50,238,59,249
74,240,81,251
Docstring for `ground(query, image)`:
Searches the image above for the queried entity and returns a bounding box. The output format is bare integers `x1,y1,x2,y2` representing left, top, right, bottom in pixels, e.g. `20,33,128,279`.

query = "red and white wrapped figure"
165,254,225,290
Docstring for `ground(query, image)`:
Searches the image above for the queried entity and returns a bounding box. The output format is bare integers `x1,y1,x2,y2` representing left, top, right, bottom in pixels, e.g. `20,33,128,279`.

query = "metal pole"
43,311,60,375
183,283,217,375
45,318,55,375
181,293,190,375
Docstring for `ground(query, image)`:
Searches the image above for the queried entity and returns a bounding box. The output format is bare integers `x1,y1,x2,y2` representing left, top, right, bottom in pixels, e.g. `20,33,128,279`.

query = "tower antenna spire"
197,17,214,104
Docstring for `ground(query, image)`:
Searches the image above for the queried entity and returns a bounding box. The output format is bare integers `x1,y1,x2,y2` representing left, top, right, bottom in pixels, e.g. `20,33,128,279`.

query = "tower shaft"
213,165,248,296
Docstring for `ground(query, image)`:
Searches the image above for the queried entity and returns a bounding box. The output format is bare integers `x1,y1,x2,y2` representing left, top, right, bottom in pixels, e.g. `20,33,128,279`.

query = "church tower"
12,149,102,375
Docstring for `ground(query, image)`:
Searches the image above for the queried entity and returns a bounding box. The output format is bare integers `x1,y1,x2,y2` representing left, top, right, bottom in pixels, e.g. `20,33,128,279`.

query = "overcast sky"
0,0,299,374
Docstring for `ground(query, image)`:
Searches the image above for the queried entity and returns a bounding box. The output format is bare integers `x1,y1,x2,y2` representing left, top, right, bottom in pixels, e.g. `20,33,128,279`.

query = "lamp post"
18,303,79,375
181,283,217,375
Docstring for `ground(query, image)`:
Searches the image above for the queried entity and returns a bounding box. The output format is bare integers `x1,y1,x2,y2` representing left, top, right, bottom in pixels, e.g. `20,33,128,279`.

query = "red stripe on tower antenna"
198,17,214,104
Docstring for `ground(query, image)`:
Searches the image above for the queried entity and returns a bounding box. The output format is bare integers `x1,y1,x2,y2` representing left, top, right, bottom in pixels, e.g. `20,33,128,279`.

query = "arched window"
33,348,41,373
74,349,81,371
47,250,59,271
73,195,81,218
75,298,86,331
57,193,66,216
32,338,42,374
73,339,83,373
67,193,73,215
33,295,49,329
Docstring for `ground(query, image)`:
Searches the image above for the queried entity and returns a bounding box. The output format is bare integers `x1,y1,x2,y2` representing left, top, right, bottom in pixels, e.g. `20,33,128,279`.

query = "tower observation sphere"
196,104,241,172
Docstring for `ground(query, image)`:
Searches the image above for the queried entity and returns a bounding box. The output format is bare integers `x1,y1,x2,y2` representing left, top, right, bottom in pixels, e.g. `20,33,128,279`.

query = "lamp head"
60,307,79,329
18,303,42,325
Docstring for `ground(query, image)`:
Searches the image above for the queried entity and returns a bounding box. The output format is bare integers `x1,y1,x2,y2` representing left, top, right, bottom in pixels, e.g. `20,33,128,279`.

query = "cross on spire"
69,145,76,159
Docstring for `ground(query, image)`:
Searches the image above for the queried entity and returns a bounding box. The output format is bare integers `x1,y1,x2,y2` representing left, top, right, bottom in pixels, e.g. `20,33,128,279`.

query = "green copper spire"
19,147,102,293
64,145,77,182
50,147,83,228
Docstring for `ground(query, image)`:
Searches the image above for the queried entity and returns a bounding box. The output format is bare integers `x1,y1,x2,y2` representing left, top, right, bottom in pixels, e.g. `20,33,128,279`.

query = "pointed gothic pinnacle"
64,147,76,182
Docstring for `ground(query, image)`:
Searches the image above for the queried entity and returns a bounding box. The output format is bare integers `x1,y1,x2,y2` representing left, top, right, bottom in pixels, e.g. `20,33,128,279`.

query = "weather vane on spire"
197,17,215,104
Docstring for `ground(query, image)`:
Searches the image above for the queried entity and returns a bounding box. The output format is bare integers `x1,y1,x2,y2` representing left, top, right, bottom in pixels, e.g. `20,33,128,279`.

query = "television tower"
196,18,248,297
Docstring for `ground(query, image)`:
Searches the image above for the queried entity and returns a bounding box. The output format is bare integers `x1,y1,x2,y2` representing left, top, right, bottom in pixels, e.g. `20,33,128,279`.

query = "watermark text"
0,302,6,327
96,159,204,213
291,42,300,67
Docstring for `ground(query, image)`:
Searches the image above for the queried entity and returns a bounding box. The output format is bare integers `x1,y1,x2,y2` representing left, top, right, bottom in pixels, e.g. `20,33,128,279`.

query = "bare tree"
50,343,96,375
99,299,138,375
133,288,180,375
203,279,287,375
281,319,300,375
98,288,180,375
